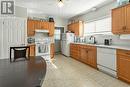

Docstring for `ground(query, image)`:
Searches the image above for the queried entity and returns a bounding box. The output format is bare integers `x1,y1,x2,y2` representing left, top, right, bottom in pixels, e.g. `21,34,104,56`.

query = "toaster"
104,39,112,45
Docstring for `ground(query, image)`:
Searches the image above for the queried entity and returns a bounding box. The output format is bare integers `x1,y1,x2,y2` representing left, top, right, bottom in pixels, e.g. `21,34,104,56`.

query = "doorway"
54,27,64,54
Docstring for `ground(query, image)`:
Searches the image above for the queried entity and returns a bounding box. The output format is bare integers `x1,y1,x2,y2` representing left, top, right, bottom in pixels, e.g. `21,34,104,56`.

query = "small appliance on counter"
104,39,112,45
27,37,35,44
49,17,54,22
89,36,96,44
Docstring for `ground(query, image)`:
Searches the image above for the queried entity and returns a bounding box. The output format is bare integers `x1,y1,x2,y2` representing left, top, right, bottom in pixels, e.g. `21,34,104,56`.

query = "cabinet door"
71,23,74,33
45,22,49,29
125,4,130,33
112,7,125,34
49,22,54,36
50,43,55,58
29,45,35,56
88,49,97,68
41,21,49,29
68,24,71,31
27,20,35,36
80,48,89,64
117,55,130,83
74,23,79,36
36,21,41,29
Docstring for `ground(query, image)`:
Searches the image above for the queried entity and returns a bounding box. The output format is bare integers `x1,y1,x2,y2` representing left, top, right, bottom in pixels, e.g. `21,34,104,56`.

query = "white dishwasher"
97,47,117,77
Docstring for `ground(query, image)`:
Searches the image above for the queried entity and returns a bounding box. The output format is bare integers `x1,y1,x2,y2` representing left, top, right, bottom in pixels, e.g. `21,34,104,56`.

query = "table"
10,46,30,62
0,56,46,87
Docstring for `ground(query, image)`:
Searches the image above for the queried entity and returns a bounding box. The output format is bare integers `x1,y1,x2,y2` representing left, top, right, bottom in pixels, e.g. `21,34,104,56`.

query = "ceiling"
15,0,114,19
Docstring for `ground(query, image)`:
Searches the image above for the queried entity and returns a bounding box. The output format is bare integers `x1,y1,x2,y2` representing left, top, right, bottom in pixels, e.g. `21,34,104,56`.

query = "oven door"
35,43,50,56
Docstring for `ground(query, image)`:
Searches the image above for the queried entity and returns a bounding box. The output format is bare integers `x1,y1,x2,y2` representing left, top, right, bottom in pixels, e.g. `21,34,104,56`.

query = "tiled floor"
42,55,130,87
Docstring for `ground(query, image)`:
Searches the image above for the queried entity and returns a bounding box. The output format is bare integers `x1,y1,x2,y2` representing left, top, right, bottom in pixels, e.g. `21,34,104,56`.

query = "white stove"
35,38,51,62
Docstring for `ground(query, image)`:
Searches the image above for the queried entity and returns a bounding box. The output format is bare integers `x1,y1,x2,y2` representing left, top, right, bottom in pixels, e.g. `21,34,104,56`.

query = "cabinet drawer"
117,49,130,56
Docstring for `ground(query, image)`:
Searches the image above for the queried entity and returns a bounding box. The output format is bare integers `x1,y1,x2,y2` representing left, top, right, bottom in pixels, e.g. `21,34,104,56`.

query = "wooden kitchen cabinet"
68,24,72,31
50,43,55,59
34,21,41,29
70,43,97,68
29,45,35,56
70,43,80,60
117,49,130,83
49,22,55,36
27,20,35,36
112,4,130,34
125,4,130,33
87,46,97,68
41,21,49,29
80,46,89,64
27,20,55,36
68,21,83,36
80,45,97,68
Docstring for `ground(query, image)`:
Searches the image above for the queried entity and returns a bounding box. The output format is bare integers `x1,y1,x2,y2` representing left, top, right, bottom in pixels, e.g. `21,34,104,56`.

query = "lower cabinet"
50,43,55,59
80,47,89,64
70,44,80,60
117,49,130,83
70,43,97,68
80,45,97,68
29,45,35,56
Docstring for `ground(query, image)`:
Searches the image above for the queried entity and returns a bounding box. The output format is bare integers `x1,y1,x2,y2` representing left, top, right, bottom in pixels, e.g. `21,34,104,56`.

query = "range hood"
35,29,49,33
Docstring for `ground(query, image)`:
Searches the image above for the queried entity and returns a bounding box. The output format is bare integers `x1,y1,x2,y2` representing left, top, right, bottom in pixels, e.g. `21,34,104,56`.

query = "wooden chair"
10,46,30,62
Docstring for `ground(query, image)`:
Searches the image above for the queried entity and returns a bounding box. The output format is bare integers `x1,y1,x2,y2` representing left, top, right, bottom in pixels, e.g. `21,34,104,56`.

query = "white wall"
0,5,27,18
15,6,27,18
53,16,68,32
70,1,117,22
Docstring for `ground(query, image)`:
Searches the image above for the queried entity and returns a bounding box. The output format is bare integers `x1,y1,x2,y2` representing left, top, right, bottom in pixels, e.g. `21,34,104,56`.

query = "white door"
0,18,3,59
0,17,27,59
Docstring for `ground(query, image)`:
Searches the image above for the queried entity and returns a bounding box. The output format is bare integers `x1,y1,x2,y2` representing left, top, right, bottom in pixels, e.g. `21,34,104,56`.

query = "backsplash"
27,33,54,43
85,34,130,46
94,35,130,46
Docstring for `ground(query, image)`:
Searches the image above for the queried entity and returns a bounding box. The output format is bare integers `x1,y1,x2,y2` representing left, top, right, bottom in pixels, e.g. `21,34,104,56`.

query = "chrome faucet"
89,36,96,44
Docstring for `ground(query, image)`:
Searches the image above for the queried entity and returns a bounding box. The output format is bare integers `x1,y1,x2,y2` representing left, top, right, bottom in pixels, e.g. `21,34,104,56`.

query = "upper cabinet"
41,21,49,29
68,21,84,36
27,19,55,37
27,20,35,36
49,22,55,36
125,4,130,33
112,4,130,34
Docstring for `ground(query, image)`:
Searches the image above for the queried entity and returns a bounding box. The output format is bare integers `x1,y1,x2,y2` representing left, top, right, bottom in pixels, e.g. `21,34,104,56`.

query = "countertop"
72,43,130,50
27,43,36,46
0,56,46,87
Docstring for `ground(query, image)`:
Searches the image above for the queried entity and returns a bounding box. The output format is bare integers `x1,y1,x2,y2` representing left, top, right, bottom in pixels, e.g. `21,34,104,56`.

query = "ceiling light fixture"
58,0,64,8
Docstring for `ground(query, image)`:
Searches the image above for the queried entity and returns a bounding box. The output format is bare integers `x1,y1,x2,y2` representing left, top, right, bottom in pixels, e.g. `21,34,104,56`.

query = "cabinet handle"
126,53,130,55
122,26,127,31
122,26,125,30
124,26,127,30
